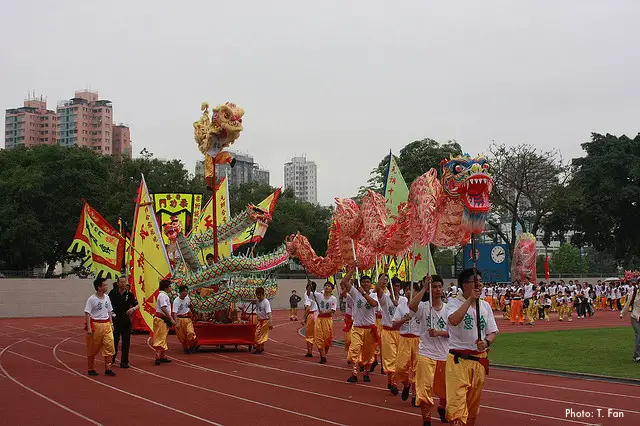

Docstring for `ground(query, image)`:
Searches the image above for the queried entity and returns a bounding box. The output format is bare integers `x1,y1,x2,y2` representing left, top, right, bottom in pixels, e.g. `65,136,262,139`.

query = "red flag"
544,256,551,280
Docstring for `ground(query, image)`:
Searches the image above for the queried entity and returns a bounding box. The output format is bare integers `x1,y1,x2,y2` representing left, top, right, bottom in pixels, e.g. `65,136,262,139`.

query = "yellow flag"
190,176,231,263
131,176,171,331
67,201,125,278
232,188,281,250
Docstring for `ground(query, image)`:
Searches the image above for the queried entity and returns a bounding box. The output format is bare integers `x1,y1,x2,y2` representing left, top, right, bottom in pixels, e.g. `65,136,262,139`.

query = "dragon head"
194,102,244,155
441,154,493,234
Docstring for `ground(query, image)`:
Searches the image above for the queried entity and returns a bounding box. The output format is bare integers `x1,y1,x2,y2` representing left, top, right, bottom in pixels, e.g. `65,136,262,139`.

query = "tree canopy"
0,146,330,274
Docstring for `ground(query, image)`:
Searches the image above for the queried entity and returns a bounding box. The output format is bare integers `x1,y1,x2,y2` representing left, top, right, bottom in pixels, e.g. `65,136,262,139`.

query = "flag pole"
471,235,481,342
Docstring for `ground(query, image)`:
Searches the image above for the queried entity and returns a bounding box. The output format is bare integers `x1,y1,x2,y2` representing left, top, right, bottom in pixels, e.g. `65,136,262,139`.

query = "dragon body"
287,154,493,276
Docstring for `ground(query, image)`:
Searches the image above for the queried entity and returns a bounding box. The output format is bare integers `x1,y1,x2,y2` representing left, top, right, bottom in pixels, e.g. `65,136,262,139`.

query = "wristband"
484,338,491,347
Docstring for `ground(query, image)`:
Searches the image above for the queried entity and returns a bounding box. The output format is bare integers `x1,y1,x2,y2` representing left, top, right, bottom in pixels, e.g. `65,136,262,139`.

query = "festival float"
69,101,288,351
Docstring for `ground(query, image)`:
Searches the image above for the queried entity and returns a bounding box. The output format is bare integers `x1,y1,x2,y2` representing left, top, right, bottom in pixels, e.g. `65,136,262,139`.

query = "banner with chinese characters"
152,193,203,245
189,176,231,264
67,200,125,278
131,176,172,331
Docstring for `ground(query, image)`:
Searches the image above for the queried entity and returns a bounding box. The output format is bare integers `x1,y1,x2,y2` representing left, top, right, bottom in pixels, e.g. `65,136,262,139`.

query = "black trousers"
112,316,132,364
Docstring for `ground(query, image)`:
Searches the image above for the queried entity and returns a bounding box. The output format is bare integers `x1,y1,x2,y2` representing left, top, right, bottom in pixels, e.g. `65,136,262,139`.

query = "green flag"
383,151,436,280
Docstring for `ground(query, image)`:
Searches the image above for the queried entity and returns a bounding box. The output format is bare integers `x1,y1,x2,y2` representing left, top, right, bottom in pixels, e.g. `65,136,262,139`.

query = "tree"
551,244,581,274
0,145,112,274
358,138,462,198
548,133,640,267
486,143,568,258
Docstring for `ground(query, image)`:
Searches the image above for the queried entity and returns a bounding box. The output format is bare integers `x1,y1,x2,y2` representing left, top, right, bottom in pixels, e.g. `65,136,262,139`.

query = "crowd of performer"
303,266,497,426
468,279,636,325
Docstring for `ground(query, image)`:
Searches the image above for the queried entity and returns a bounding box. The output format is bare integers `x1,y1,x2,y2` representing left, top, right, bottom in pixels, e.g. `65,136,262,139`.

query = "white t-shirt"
345,294,353,316
349,285,378,327
412,301,449,361
393,297,419,335
524,283,534,299
304,294,318,312
378,292,396,328
84,294,113,320
486,287,493,297
446,295,498,351
549,285,557,296
156,291,171,315
256,299,272,320
315,293,337,314
173,296,191,316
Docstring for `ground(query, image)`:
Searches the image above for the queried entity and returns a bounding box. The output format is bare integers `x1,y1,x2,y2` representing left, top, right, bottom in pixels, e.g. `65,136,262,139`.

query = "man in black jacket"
108,276,139,368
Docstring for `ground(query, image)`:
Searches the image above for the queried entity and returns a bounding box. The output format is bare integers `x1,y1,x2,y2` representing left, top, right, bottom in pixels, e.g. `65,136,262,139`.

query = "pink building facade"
4,90,132,158
5,97,58,148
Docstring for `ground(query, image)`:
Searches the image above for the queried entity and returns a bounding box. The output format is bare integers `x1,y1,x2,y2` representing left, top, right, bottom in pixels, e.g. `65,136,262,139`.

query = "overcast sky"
2,1,639,205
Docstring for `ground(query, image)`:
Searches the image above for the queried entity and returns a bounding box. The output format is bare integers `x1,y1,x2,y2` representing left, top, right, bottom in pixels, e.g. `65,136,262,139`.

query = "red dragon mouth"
462,174,492,213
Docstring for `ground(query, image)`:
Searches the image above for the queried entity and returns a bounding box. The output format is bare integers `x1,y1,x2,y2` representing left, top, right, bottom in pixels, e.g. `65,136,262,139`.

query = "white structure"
284,155,317,203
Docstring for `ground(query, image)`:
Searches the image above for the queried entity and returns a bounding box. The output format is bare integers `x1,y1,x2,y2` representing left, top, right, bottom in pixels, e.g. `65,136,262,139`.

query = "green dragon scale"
172,204,287,314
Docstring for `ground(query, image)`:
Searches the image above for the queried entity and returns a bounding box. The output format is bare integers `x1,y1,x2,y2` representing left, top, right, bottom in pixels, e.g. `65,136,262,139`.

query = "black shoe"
401,385,410,401
104,370,116,376
381,366,385,375
438,406,448,423
387,384,392,390
253,350,261,354
389,384,399,395
305,353,313,358
111,355,117,364
411,396,417,407
320,357,327,364
159,358,171,363
363,375,371,382
360,366,364,372
369,360,378,372
184,349,191,354
88,370,98,376
347,375,358,383
423,421,431,426
155,359,161,365
119,363,129,369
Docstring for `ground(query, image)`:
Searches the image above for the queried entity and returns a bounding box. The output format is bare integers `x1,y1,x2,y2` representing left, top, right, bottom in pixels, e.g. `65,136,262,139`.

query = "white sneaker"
634,357,640,362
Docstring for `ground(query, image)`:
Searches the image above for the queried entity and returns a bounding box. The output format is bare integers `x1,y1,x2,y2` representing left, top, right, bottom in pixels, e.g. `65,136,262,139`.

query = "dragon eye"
483,163,490,171
454,164,463,174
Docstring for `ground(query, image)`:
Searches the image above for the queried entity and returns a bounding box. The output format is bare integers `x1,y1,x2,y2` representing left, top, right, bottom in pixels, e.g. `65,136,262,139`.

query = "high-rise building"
195,151,270,187
5,95,58,149
57,90,114,155
4,89,132,158
112,124,132,158
284,156,317,203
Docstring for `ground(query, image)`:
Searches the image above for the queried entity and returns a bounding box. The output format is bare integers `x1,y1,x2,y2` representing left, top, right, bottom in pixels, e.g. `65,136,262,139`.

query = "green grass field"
489,327,640,380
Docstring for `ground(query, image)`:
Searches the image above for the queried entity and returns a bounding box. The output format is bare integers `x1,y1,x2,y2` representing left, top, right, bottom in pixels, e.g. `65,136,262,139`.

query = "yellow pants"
152,317,169,357
348,327,376,373
381,328,400,374
305,314,316,345
176,317,197,350
395,335,419,386
525,300,536,324
290,307,298,318
256,319,270,345
86,320,115,370
559,304,573,321
343,315,352,354
375,317,382,356
503,303,510,320
314,316,333,354
445,352,487,424
416,355,447,408
551,295,557,312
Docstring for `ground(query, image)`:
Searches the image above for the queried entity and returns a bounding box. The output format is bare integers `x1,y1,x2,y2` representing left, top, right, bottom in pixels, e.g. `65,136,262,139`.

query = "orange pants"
176,317,197,350
395,335,420,386
152,317,169,358
484,296,495,311
86,320,115,371
348,326,377,373
375,316,382,356
314,316,333,355
255,319,270,345
445,351,487,425
305,314,316,345
343,314,353,355
510,299,524,324
416,355,446,408
381,328,400,375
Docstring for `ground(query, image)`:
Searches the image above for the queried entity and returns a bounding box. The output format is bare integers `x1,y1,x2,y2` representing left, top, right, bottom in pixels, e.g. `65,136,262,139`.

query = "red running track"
0,312,637,426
